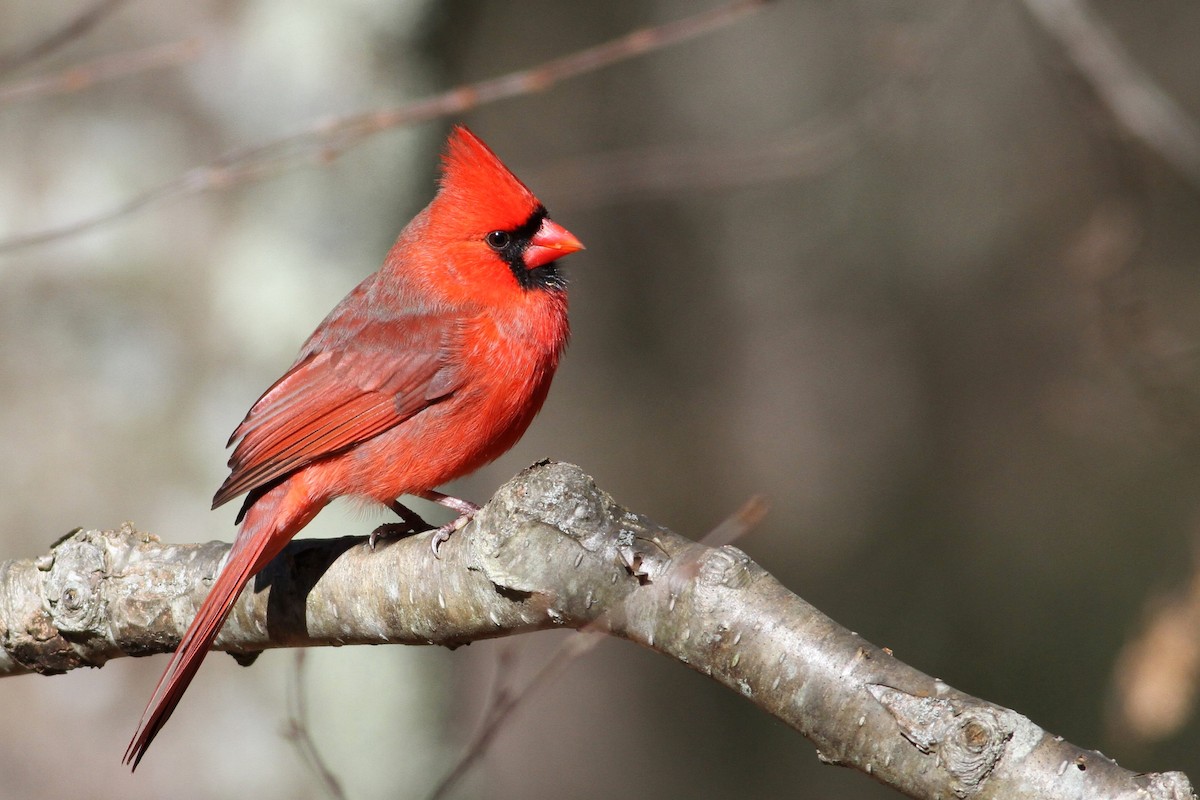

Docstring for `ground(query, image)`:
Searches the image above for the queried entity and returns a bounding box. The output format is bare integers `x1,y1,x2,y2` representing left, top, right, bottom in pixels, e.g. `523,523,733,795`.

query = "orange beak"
524,218,585,270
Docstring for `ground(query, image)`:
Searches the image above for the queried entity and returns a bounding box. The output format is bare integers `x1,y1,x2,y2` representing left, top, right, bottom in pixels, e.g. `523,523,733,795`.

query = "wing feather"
212,314,465,509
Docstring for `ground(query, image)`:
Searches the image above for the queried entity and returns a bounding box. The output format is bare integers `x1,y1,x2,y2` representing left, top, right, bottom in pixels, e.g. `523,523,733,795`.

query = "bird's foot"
419,491,481,557
369,501,434,550
429,511,477,556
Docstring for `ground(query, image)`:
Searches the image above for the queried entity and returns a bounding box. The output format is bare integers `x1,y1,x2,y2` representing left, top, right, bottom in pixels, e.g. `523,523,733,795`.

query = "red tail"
124,481,322,769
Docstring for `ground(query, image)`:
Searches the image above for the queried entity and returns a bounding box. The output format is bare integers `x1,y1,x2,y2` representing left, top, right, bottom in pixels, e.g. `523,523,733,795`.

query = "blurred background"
1,1,1199,797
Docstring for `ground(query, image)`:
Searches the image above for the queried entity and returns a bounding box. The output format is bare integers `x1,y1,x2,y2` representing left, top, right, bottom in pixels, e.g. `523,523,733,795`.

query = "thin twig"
284,651,348,800
522,1,997,209
525,118,860,209
699,494,768,548
0,0,130,76
1022,0,1200,188
426,633,604,800
0,38,203,106
425,494,769,800
0,0,771,255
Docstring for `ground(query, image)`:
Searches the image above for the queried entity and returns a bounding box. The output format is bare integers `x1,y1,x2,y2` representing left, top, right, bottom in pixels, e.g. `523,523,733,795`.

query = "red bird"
125,126,583,768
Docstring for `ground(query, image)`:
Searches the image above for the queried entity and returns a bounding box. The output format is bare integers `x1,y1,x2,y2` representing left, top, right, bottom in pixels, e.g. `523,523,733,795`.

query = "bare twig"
426,632,604,800
284,651,348,800
699,494,768,548
0,38,203,106
526,119,860,209
425,493,770,800
0,0,131,76
0,0,771,254
1022,0,1200,188
524,1,998,210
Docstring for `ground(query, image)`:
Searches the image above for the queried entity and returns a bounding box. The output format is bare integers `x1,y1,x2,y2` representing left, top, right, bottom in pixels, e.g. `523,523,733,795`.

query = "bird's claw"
430,511,476,558
371,501,435,550
369,522,423,550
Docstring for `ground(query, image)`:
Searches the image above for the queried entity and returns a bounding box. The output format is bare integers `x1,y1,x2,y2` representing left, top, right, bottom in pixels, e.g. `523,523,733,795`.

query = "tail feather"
124,536,268,770
123,562,247,769
124,482,320,770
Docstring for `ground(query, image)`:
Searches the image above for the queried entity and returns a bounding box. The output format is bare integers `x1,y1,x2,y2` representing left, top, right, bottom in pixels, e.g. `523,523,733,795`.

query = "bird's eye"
485,230,511,250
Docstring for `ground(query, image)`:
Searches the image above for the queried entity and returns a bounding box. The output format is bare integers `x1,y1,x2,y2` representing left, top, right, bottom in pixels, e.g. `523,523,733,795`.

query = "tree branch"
0,461,1192,799
0,0,131,76
0,38,203,107
0,0,771,254
1021,0,1200,189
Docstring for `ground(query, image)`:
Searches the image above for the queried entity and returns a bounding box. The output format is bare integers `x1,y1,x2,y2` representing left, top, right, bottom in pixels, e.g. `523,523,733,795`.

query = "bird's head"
424,126,584,297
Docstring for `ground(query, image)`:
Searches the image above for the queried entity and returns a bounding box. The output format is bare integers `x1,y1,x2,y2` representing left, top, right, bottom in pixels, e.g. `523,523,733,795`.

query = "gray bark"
0,461,1192,800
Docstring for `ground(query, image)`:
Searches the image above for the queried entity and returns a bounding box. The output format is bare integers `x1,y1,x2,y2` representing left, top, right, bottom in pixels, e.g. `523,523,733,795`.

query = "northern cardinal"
125,126,583,768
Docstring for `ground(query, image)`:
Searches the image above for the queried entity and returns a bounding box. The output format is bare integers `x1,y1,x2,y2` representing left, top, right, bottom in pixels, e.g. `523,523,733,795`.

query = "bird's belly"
341,361,552,503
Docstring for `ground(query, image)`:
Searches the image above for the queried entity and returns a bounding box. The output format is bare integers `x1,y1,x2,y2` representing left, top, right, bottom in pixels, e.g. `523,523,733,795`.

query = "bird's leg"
391,500,434,529
417,490,481,556
369,500,434,550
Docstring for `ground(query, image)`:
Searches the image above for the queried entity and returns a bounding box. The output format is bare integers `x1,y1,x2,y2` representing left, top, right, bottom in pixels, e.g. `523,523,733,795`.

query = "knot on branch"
1,526,135,673
44,529,108,633
1145,771,1200,800
697,545,754,589
467,461,680,627
869,683,1014,797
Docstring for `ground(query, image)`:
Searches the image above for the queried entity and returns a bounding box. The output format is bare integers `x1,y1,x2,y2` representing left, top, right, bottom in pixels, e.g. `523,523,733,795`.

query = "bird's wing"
211,314,465,509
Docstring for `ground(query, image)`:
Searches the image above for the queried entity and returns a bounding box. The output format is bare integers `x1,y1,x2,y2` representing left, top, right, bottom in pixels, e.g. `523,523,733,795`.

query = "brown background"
1,1,1198,798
